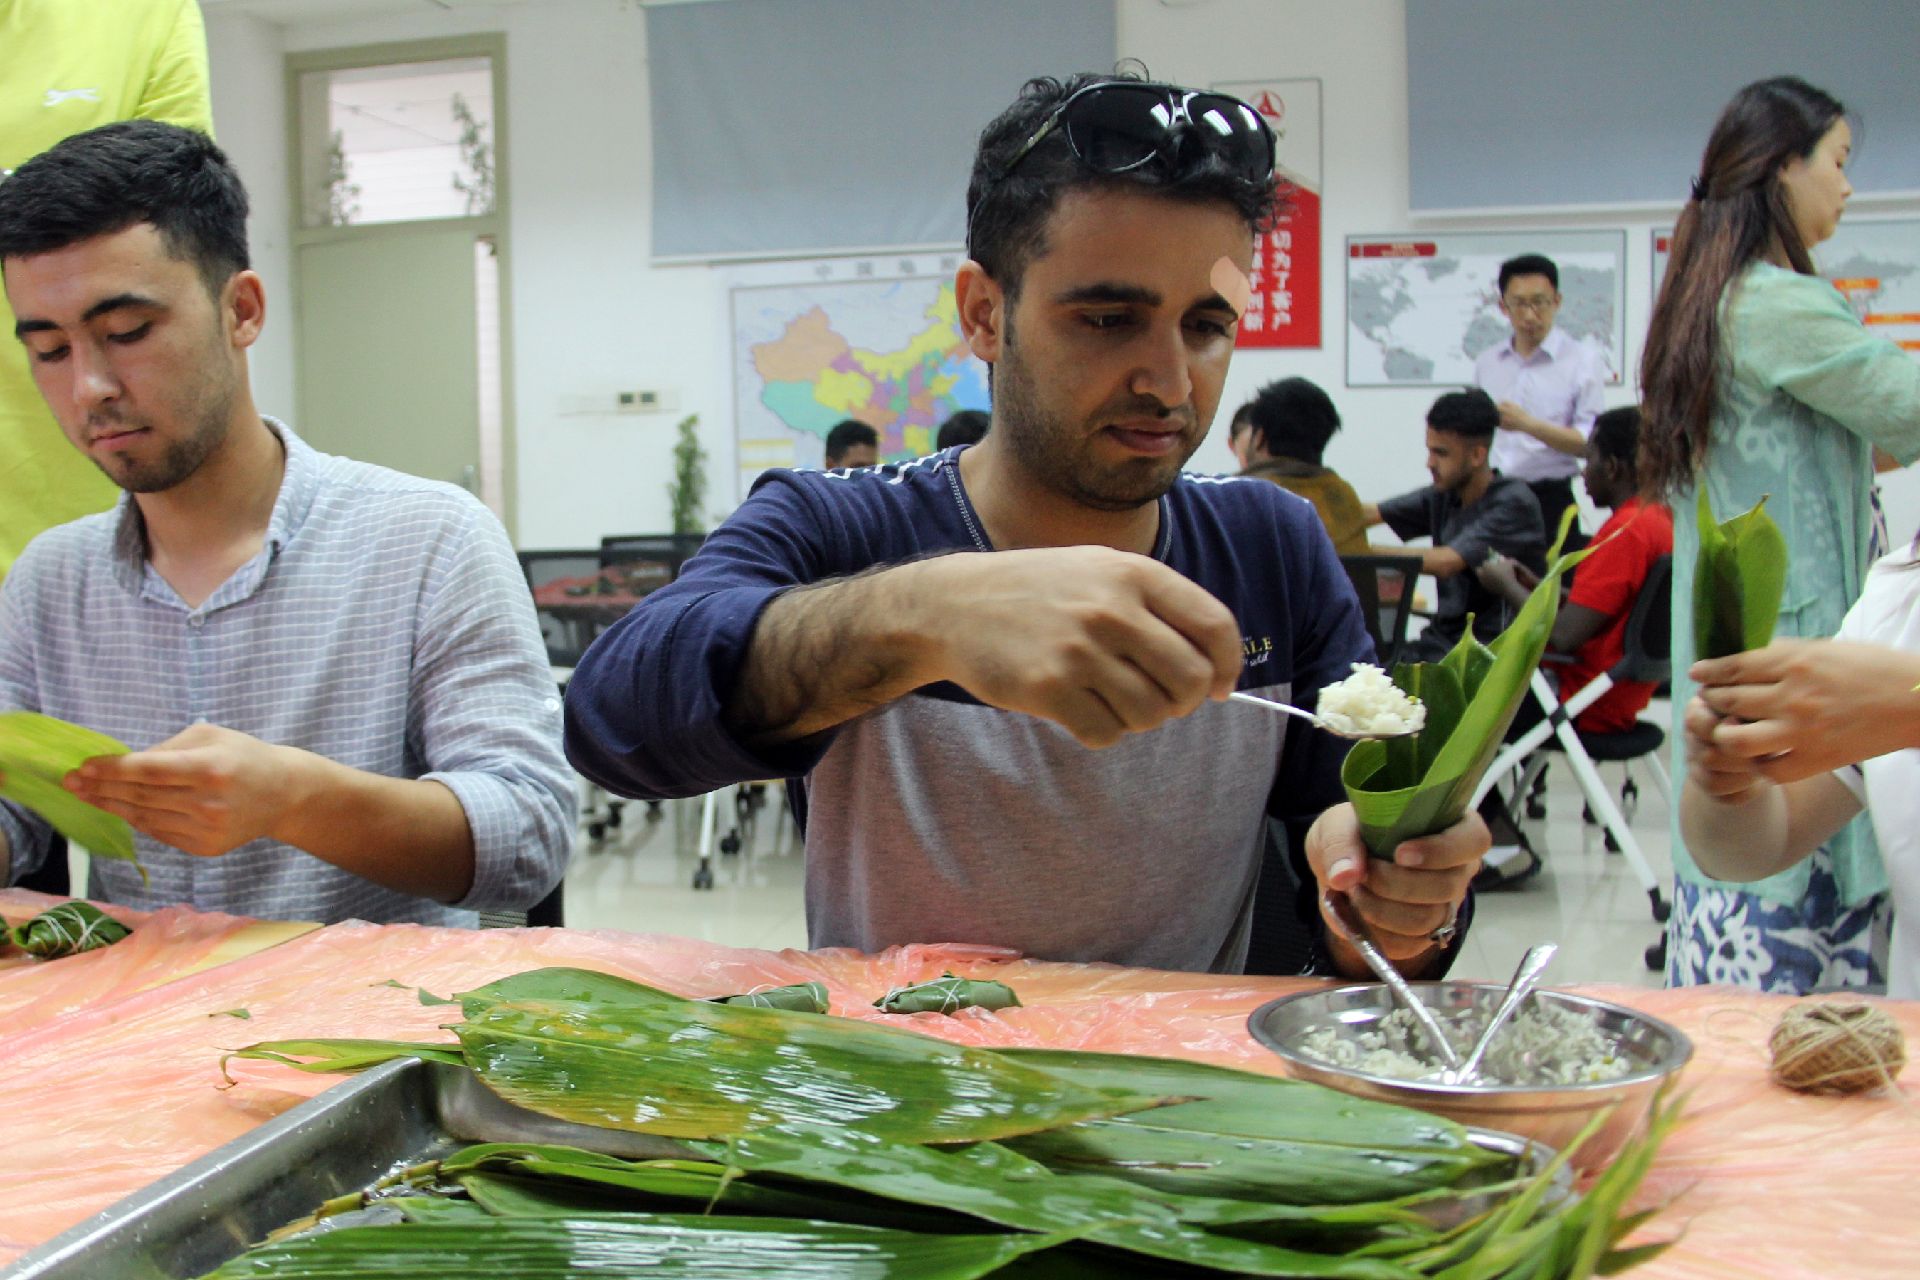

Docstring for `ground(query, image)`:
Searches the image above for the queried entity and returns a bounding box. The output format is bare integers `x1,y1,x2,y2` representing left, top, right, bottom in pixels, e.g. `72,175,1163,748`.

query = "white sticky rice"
1298,999,1632,1086
1315,663,1426,736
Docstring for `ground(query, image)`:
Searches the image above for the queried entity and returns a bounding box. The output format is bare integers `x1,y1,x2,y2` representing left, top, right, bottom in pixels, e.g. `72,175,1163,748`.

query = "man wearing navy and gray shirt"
0,122,572,924
567,73,1485,976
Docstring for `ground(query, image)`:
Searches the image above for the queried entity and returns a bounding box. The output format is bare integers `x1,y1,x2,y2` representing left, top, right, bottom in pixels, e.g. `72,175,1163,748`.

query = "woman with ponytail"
1642,76,1920,992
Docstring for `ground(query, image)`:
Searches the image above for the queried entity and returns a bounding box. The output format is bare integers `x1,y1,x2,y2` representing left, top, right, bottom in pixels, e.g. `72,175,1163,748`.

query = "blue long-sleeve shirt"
566,450,1382,971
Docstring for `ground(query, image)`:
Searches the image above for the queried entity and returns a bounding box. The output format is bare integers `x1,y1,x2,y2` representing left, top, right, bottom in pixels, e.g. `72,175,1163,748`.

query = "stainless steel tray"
1,1057,692,1280
5,1056,1567,1279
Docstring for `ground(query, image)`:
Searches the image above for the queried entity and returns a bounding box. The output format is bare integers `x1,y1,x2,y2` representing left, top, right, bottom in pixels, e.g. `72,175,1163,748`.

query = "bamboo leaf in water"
198,1214,1072,1280
234,969,1171,1144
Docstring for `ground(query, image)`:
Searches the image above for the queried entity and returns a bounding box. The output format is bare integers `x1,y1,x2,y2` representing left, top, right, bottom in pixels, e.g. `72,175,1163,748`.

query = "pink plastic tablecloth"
0,892,1913,1276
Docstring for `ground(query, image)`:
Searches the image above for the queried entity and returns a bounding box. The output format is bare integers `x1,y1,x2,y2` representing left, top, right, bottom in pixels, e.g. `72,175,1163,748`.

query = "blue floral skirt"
1665,847,1890,992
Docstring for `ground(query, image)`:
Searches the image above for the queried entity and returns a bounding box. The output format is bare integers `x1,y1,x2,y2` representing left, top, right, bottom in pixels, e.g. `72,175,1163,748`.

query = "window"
297,57,495,228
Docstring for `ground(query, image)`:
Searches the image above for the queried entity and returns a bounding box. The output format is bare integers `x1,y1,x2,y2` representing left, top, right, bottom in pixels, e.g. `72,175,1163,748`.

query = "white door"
294,225,482,495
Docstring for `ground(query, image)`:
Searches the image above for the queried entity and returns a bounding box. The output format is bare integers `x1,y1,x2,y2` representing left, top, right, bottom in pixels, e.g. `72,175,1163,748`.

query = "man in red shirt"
1475,405,1674,884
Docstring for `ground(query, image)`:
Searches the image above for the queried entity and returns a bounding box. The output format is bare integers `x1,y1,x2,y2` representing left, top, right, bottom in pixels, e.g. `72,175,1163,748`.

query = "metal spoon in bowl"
1442,943,1558,1085
1320,889,1462,1073
1228,691,1417,740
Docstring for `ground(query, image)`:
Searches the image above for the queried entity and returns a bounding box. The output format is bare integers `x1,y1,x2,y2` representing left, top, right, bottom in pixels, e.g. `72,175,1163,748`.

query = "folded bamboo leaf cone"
1768,1000,1906,1095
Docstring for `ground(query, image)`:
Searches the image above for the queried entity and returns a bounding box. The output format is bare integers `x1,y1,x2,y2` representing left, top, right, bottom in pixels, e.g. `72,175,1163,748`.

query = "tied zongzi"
708,981,831,1013
10,900,131,959
874,972,1021,1014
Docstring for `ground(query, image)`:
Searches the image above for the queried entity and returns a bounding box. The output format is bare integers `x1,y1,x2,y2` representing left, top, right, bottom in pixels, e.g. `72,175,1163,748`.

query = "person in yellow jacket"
1,0,212,582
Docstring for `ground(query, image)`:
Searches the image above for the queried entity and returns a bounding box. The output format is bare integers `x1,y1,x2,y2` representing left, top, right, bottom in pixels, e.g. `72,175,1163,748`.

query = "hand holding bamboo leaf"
0,711,139,871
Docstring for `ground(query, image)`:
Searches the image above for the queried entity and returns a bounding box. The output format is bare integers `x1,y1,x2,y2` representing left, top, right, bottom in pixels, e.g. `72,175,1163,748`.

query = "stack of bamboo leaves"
213,967,1677,1278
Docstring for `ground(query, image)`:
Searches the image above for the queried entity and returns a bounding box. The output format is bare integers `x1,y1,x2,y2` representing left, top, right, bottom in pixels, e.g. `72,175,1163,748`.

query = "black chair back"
518,548,658,669
1609,554,1672,686
1338,554,1423,669
599,532,707,581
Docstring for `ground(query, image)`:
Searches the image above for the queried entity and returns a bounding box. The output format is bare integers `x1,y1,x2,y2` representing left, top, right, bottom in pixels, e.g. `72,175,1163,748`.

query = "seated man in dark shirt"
1363,389,1547,663
565,72,1485,977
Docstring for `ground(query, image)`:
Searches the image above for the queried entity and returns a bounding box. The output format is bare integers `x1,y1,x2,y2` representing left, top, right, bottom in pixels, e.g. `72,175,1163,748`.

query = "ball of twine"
1768,1000,1907,1095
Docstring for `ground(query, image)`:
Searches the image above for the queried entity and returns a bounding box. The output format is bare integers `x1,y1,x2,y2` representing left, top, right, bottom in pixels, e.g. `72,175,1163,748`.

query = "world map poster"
1655,218,1920,359
1345,229,1626,387
729,253,989,500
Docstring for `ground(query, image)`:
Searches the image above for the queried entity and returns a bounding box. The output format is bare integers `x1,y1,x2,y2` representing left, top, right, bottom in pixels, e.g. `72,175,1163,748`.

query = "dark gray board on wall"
1406,0,1920,214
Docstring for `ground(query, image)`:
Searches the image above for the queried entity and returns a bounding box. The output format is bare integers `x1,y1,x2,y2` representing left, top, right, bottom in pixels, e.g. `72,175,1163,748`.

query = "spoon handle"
1449,943,1558,1084
1227,691,1317,723
1320,891,1463,1071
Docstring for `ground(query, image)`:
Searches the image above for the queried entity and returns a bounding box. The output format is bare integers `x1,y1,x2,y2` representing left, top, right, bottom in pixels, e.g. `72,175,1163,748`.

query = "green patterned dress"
1667,262,1920,992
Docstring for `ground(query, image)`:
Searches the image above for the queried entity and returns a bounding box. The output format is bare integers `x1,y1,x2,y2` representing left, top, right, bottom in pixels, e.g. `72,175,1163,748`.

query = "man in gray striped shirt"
0,122,572,925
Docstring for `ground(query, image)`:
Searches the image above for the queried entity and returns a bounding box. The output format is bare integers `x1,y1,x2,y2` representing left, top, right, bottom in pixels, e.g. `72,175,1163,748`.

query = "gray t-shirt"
1379,475,1545,647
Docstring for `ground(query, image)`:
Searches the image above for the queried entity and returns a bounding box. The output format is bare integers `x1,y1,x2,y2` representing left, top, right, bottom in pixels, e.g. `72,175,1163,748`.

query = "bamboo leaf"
452,996,1162,1145
1343,508,1595,857
696,1125,1423,1279
1693,491,1785,659
224,1039,468,1079
999,1049,1482,1149
198,1215,1071,1280
0,712,138,869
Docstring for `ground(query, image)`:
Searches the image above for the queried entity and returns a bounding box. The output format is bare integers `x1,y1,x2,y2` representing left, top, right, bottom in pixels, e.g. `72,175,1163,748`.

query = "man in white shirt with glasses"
1473,253,1606,551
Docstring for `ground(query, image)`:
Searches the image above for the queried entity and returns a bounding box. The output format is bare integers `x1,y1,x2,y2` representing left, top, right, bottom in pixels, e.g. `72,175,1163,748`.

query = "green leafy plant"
667,413,707,536
1342,510,1592,859
323,129,360,226
450,91,495,217
1693,490,1786,660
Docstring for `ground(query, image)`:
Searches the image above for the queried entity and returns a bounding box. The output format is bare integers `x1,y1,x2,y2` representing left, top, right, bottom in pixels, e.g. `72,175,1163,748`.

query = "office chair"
1470,556,1674,950
1339,553,1423,669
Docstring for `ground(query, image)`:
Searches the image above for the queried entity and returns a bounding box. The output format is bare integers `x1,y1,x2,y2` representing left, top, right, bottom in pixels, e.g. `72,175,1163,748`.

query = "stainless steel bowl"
1248,983,1692,1171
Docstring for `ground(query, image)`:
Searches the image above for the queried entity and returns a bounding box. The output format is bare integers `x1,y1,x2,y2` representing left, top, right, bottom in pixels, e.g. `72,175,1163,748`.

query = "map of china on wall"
1345,229,1627,388
730,253,990,500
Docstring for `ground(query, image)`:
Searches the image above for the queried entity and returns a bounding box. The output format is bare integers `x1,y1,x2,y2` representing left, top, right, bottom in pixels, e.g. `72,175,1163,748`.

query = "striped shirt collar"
107,416,316,608
1490,325,1574,366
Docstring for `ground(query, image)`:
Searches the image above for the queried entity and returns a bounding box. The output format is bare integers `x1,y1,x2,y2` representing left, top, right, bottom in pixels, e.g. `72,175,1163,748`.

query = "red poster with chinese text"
1216,78,1322,349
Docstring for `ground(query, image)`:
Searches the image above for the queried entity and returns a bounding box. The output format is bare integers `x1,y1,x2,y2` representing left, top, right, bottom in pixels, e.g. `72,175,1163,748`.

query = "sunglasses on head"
995,80,1276,187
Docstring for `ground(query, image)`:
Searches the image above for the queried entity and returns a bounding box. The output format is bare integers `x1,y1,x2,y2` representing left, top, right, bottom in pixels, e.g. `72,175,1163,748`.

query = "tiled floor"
564,714,1676,990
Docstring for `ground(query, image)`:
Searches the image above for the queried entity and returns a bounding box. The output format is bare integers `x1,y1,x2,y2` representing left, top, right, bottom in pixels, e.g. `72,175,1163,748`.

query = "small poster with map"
729,253,990,499
1345,229,1626,388
1655,218,1920,359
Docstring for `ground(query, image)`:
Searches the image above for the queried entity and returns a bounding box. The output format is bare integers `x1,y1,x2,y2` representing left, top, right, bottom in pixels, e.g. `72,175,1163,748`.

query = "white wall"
206,0,719,548
204,0,1920,549
205,9,295,425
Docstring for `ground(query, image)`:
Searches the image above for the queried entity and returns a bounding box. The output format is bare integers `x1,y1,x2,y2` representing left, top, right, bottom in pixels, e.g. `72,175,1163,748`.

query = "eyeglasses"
989,80,1276,192
1503,294,1559,314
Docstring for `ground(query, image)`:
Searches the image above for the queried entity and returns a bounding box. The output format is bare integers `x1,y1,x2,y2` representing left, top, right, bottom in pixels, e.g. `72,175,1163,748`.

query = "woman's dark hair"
1245,376,1341,464
1638,76,1847,499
